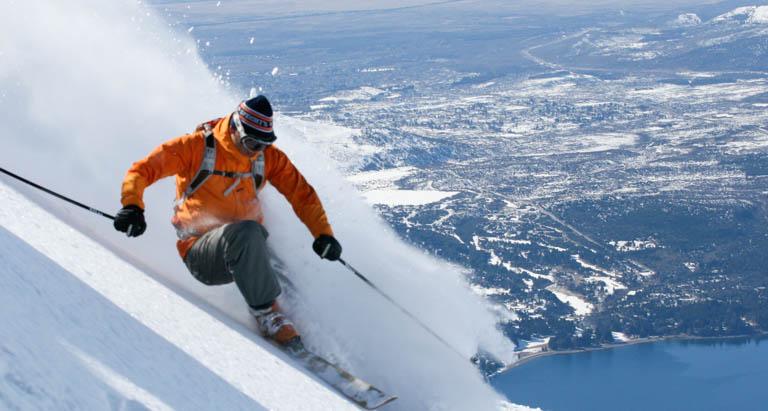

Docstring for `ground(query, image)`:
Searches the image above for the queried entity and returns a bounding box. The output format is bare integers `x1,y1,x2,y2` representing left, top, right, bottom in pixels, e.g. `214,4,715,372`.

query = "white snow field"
347,167,460,206
0,181,356,411
0,0,526,410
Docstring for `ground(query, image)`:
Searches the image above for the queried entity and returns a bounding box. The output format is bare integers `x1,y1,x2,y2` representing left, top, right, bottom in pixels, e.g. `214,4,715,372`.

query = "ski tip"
362,395,398,410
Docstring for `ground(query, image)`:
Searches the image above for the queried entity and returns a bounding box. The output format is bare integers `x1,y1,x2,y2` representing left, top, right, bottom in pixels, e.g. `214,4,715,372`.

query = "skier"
113,95,342,347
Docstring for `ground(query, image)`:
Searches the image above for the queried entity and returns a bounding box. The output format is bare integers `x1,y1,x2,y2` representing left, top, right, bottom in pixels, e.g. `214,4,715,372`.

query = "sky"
0,0,520,409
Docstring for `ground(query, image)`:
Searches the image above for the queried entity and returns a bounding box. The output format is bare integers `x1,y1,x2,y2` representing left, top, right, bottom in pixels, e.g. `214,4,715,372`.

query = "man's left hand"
313,235,342,261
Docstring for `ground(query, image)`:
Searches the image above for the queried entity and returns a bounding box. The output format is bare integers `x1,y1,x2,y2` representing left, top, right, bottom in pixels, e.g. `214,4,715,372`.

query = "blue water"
492,338,768,411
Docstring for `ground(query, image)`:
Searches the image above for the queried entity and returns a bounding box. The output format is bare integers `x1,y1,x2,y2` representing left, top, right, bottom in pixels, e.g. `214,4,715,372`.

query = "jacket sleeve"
266,147,334,238
120,134,199,210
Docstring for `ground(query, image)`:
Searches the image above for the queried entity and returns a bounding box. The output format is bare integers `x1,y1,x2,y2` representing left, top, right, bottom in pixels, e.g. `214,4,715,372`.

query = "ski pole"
0,166,115,220
338,257,467,360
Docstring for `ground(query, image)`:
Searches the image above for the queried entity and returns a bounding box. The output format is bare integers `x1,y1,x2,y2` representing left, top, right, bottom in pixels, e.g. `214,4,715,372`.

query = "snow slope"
0,181,356,410
0,0,526,410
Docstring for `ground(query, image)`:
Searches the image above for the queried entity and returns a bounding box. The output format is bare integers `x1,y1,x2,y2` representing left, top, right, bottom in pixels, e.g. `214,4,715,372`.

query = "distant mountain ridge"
711,5,768,24
530,3,768,71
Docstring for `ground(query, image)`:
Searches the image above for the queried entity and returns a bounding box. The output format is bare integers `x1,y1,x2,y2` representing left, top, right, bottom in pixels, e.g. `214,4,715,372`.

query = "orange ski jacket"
120,113,334,260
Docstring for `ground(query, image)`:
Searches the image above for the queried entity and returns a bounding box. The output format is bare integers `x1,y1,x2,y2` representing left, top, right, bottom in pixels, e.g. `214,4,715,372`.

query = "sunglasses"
232,113,273,152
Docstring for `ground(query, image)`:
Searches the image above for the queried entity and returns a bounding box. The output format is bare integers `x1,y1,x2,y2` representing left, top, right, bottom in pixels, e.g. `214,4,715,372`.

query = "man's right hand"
114,205,146,237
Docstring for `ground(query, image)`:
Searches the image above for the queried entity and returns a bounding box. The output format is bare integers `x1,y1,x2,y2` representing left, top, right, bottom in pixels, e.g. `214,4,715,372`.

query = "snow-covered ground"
546,286,594,316
611,332,633,343
319,86,386,103
348,167,459,206
359,189,460,206
672,13,702,27
514,337,551,358
609,239,658,252
0,182,356,411
0,0,528,410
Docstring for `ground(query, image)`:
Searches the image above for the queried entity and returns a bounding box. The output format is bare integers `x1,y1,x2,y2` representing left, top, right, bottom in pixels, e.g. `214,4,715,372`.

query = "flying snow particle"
249,87,258,98
249,37,255,45
271,67,279,76
216,1,221,6
187,26,194,33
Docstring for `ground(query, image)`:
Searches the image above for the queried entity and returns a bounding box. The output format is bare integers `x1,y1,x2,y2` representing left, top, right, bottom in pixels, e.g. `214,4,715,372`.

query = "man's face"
240,135,269,152
230,129,264,157
230,114,270,156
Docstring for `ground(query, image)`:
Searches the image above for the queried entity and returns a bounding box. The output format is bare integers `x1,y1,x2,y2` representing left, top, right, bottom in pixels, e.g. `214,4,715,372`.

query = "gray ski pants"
184,220,281,308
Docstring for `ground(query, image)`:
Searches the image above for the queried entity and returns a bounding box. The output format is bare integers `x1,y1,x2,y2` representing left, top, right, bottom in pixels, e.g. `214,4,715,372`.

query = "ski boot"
250,302,303,351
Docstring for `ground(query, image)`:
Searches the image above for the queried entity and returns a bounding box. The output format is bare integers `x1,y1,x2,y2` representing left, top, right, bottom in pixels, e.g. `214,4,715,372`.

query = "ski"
275,339,397,409
266,254,396,408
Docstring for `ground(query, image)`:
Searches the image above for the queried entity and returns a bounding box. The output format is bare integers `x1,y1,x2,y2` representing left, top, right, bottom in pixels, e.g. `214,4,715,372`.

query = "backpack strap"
251,153,265,191
179,121,268,204
173,123,270,240
182,124,217,201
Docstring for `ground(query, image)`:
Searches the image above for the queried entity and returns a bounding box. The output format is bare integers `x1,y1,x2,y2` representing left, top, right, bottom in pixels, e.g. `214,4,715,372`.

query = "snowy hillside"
0,181,356,410
0,170,530,411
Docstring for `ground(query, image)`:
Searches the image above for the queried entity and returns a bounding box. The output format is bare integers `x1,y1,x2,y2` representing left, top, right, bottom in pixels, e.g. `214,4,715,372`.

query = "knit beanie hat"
235,95,276,142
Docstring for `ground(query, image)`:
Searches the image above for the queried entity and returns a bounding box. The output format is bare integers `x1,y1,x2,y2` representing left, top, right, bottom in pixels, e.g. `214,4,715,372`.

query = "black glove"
313,235,342,261
113,205,146,237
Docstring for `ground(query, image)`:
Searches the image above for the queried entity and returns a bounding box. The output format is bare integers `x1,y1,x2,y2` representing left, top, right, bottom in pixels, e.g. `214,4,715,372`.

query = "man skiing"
113,95,342,347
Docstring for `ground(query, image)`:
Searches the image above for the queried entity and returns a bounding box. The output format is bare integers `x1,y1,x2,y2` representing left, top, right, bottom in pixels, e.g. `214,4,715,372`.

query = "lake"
492,337,768,411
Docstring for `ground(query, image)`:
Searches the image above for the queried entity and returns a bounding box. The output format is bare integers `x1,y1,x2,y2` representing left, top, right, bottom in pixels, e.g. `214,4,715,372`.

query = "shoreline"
497,332,768,374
